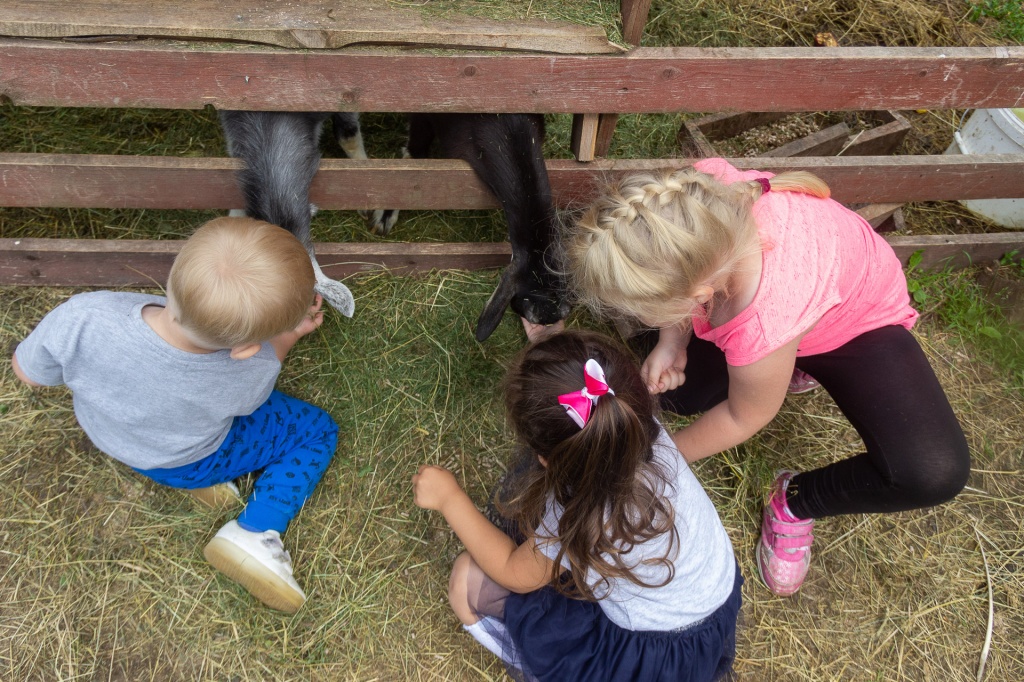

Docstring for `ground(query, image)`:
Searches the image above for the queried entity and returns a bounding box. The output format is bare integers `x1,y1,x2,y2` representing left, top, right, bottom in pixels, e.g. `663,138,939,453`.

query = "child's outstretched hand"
412,465,465,513
294,294,325,338
270,294,325,361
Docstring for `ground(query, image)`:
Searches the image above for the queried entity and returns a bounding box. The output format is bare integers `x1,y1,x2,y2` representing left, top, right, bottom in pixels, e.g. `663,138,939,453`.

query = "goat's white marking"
340,131,368,160
311,258,355,317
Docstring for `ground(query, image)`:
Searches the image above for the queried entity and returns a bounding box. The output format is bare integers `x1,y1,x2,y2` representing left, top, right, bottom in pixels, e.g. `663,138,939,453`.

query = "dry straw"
1,0,1022,680
2,278,1022,681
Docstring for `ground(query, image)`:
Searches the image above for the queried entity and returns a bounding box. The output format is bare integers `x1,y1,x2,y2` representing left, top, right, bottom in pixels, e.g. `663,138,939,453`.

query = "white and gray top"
535,426,737,631
15,291,280,470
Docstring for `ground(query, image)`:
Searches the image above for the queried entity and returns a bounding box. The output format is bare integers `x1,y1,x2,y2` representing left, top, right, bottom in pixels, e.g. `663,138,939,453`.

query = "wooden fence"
2,38,1024,287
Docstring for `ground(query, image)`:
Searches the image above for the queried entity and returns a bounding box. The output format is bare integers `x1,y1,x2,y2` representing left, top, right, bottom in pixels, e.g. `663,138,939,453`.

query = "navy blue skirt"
501,567,742,682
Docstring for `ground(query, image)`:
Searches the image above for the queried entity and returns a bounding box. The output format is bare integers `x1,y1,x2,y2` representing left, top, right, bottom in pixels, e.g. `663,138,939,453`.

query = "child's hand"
412,465,464,513
521,317,565,344
642,343,688,394
293,294,325,338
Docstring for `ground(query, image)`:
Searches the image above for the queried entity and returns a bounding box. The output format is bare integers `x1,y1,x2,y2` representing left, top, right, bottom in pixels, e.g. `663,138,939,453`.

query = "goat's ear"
475,266,518,342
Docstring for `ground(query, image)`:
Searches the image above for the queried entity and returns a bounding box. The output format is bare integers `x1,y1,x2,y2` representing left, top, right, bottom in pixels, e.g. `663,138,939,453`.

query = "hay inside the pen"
2,281,1023,681
2,1,1023,680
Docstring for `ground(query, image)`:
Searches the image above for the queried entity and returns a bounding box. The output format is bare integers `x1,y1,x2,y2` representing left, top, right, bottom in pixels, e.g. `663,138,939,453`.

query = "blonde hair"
566,166,829,327
168,217,315,347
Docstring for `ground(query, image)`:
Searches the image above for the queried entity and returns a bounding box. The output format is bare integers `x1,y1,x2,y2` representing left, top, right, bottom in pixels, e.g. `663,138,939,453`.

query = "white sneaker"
203,520,307,613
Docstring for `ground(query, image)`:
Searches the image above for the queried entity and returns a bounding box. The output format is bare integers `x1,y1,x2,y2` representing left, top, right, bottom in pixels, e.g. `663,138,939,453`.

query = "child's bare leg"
449,551,518,664
449,551,481,624
450,551,511,621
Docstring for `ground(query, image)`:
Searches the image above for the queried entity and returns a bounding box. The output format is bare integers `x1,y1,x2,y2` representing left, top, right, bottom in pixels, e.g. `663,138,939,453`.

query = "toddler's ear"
229,343,262,360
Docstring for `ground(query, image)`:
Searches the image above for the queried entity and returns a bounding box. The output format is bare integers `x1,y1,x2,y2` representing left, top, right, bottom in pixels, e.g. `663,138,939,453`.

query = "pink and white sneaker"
757,470,814,596
787,369,821,394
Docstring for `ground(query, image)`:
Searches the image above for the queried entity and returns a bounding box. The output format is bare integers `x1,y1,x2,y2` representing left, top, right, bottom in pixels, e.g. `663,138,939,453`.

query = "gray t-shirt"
535,426,736,631
15,291,281,470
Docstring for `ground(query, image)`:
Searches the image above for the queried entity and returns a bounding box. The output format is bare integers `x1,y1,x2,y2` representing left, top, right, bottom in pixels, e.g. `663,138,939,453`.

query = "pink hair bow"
558,359,615,429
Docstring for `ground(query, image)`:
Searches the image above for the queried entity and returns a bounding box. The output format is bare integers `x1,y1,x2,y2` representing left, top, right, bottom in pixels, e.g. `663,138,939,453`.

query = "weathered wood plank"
843,111,912,156
0,239,514,286
593,113,619,158
2,40,1022,112
763,122,851,157
887,233,1024,268
854,202,904,228
691,112,792,141
620,0,653,45
1,154,1021,209
2,233,1021,287
571,113,601,162
0,0,620,54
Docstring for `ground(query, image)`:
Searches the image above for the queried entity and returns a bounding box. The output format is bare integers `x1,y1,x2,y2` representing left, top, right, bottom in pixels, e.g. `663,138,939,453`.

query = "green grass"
415,0,626,45
4,271,1023,681
969,0,1024,43
906,250,1024,390
2,1,1024,679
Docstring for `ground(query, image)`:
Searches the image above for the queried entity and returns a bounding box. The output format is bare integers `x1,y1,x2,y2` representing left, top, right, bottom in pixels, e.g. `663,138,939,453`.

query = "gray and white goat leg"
331,113,398,235
219,110,355,317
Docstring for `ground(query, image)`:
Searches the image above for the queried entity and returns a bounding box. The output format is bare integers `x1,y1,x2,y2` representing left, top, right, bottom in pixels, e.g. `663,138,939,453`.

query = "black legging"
651,325,971,519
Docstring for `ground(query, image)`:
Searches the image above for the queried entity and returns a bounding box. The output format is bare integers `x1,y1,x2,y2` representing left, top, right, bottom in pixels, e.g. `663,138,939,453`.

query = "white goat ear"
316,278,355,318
309,256,355,317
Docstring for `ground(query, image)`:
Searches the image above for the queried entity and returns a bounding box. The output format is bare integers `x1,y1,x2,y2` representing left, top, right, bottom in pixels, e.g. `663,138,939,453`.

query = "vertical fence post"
592,0,654,158
571,113,601,161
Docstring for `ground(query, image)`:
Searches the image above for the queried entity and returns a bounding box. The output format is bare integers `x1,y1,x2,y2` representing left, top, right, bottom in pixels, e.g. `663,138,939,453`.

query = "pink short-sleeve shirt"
690,158,917,366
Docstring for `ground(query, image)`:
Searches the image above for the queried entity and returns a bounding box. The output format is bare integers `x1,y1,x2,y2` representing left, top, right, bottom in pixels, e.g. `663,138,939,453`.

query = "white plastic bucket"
944,108,1024,229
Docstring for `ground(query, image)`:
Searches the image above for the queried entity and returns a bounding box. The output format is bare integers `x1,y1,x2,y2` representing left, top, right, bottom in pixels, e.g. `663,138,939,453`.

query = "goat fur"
402,113,570,341
219,111,395,318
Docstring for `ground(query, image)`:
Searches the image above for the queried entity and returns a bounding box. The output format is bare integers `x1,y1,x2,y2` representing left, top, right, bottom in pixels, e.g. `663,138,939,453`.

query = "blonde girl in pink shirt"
566,158,969,596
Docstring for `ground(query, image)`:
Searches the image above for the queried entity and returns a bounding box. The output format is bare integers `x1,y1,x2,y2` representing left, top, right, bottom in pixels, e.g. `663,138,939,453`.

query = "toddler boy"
12,217,338,613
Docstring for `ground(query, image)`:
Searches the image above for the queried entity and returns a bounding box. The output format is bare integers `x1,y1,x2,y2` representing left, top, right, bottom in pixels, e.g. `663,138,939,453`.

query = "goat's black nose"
514,292,570,326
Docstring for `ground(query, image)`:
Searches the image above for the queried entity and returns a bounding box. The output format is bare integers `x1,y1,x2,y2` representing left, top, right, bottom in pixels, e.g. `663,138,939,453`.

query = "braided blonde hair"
566,166,829,328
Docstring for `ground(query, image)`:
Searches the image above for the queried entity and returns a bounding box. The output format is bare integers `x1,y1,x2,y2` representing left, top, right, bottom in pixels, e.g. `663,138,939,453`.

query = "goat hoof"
366,209,399,236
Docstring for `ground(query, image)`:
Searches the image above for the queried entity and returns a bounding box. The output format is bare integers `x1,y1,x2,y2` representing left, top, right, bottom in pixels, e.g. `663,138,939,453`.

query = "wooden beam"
0,0,622,54
620,0,653,45
763,122,851,157
854,202,904,228
2,40,1022,113
843,111,912,156
0,239,513,286
594,113,620,158
571,114,601,162
2,154,1022,209
887,233,1024,269
2,233,1022,287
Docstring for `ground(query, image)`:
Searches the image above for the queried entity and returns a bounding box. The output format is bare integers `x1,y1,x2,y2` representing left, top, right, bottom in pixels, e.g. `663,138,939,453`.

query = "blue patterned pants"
136,390,338,533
